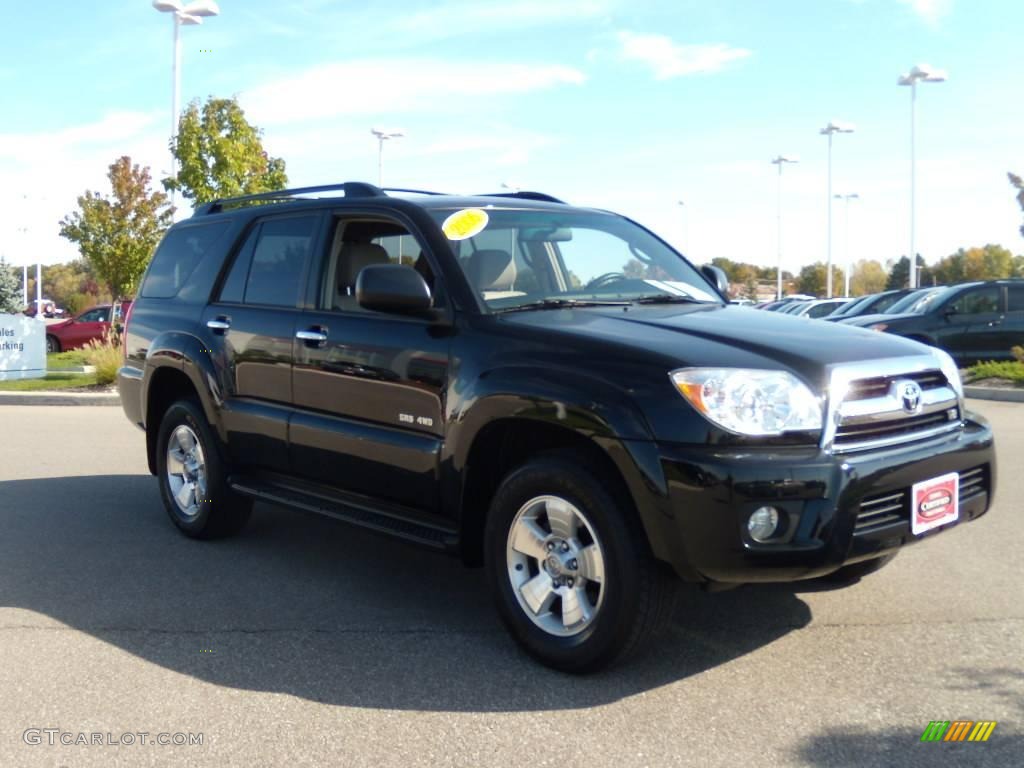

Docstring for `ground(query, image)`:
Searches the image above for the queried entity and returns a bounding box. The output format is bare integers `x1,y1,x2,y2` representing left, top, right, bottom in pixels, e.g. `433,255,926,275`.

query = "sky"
1,0,1023,280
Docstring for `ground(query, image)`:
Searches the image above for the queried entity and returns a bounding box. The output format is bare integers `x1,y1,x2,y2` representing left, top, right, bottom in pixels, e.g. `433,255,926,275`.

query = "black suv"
839,280,1024,364
119,182,996,672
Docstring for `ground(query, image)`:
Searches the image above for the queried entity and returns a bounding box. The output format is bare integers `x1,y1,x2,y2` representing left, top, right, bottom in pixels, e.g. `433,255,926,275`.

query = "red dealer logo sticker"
911,472,959,535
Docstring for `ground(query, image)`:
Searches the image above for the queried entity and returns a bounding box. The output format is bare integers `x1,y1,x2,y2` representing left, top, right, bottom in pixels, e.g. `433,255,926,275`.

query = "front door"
934,285,1003,363
289,213,451,514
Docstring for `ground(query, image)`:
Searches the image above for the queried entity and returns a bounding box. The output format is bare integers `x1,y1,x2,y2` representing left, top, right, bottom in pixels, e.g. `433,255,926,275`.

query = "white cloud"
897,0,953,24
240,59,586,125
616,32,751,79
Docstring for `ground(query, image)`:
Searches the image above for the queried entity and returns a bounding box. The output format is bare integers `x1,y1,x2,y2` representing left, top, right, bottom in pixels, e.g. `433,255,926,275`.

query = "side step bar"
228,476,459,552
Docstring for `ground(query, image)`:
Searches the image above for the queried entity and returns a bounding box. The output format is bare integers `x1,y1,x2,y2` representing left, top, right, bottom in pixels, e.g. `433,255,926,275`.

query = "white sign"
0,313,46,381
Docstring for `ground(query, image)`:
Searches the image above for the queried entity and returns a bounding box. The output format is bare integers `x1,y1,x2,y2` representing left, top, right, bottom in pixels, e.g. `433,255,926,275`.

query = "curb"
965,385,1024,403
0,390,121,407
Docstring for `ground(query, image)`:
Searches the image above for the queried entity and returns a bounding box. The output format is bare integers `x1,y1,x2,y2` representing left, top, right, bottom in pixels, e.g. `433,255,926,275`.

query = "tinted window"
949,286,999,315
244,216,318,307
78,307,109,323
141,222,230,298
218,227,259,304
1008,285,1024,312
871,292,905,313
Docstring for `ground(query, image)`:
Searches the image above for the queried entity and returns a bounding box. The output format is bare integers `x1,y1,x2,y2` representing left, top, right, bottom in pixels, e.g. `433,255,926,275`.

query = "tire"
154,399,251,539
826,552,898,582
46,335,60,354
485,455,677,673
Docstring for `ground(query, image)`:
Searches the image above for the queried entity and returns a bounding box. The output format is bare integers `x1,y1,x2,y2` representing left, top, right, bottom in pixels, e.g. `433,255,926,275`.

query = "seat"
466,249,524,300
334,242,390,310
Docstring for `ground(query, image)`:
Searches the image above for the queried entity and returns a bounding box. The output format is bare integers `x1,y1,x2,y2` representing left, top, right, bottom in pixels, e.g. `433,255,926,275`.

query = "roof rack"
192,182,386,216
476,191,566,204
380,187,449,196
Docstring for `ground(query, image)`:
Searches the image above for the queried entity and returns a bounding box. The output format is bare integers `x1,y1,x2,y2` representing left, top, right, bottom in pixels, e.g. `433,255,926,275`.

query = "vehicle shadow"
0,474,813,713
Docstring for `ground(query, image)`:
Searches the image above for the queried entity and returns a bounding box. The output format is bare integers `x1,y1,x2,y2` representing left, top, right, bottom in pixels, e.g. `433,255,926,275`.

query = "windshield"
830,294,873,317
885,287,948,315
428,207,720,311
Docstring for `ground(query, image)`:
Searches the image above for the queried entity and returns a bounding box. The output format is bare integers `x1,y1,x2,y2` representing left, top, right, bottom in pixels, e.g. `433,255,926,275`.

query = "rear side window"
1008,285,1024,312
141,222,230,298
242,216,318,307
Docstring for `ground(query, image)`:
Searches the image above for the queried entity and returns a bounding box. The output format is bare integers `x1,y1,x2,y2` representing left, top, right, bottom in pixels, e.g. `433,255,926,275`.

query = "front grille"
853,464,989,535
830,367,961,453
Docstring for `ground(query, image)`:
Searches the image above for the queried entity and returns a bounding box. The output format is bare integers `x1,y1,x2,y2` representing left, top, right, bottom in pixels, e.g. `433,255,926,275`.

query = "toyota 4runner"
119,182,996,672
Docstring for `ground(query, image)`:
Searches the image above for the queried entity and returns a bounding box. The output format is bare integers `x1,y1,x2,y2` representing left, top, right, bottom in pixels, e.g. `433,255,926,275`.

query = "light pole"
819,121,855,298
770,156,798,300
371,128,404,187
898,64,946,289
676,200,689,254
834,193,860,296
152,1,220,210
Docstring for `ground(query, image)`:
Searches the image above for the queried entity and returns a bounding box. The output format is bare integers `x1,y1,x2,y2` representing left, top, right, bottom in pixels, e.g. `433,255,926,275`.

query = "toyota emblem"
897,380,923,415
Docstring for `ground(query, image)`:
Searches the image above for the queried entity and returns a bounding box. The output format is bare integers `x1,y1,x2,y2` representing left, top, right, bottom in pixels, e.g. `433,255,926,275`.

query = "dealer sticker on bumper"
911,471,960,535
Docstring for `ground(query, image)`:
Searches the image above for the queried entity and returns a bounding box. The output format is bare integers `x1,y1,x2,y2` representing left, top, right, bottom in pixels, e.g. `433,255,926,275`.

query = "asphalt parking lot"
0,401,1020,767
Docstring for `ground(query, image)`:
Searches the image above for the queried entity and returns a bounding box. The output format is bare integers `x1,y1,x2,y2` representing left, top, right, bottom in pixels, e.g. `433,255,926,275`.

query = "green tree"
796,262,844,297
932,244,1015,283
885,254,931,290
1010,172,1024,238
849,259,887,296
164,96,288,204
0,257,22,313
59,156,174,299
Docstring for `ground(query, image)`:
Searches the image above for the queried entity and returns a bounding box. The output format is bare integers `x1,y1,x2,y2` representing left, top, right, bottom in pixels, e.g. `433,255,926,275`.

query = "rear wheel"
155,399,251,539
46,335,60,354
485,455,676,673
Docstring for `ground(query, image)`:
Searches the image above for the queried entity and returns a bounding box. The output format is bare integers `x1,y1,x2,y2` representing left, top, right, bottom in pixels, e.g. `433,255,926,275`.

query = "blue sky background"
2,0,1022,278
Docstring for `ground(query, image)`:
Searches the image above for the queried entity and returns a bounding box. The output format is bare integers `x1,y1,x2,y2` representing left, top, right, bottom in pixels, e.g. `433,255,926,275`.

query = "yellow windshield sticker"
442,208,489,240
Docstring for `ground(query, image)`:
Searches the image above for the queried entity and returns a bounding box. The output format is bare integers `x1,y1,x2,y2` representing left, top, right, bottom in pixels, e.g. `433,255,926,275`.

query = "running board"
228,476,459,552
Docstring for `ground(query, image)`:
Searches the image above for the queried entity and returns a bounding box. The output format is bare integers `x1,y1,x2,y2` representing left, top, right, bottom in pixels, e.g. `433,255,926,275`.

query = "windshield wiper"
631,294,712,305
496,298,632,313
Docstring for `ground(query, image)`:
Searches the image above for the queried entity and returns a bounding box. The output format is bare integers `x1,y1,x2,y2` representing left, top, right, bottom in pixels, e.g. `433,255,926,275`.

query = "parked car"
45,299,133,353
23,299,66,319
825,289,913,322
777,300,811,314
761,294,815,311
840,280,1024,363
789,297,852,319
118,181,995,672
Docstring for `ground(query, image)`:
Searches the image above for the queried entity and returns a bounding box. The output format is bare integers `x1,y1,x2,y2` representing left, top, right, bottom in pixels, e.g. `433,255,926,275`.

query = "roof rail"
380,187,449,196
192,182,385,216
477,191,566,204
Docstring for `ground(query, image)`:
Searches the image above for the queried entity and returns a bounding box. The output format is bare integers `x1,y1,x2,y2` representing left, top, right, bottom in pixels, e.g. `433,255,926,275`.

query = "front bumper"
649,412,995,583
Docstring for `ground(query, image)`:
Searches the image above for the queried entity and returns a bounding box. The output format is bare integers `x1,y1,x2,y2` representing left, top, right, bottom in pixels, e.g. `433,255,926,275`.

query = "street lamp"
152,1,220,209
676,200,689,254
770,156,799,300
834,193,860,296
371,128,404,187
898,63,946,289
819,120,855,298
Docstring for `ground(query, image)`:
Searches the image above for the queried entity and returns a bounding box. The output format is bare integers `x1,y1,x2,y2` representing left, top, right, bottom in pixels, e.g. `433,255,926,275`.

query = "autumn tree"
164,96,288,204
59,156,174,299
931,244,1015,284
796,262,844,297
849,259,887,296
1010,172,1024,238
0,257,22,314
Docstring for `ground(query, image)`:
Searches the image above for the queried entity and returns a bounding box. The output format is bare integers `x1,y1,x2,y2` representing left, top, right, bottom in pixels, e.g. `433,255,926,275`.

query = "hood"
48,318,74,331
499,304,934,389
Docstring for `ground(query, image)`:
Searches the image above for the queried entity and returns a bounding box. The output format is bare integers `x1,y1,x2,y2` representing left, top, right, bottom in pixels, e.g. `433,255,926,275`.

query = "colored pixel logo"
920,720,997,742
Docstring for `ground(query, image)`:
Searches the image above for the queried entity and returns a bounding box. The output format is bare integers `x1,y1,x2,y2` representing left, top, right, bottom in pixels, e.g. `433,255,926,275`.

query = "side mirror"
942,305,958,320
357,264,434,316
701,264,730,298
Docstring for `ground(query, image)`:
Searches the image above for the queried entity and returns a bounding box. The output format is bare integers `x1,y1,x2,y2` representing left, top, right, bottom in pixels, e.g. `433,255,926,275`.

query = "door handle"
296,328,328,345
207,317,231,333
987,319,1002,327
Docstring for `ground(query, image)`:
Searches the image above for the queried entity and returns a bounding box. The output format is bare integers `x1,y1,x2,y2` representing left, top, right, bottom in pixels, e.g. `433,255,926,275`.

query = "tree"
59,156,174,299
931,244,1015,283
796,262,844,297
0,257,22,313
849,259,887,296
164,96,288,204
1010,172,1024,238
885,254,931,290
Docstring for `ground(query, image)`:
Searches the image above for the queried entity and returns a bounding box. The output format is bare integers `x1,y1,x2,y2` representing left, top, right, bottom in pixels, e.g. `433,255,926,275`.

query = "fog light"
748,506,780,543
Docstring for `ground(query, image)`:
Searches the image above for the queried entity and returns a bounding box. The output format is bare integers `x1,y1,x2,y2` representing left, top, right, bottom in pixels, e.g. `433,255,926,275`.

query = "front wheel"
155,399,251,539
485,456,676,673
46,335,60,354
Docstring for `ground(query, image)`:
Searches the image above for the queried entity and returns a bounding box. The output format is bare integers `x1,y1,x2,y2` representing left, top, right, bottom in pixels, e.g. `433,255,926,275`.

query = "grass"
0,371,98,391
965,360,1024,386
83,336,121,385
47,349,91,367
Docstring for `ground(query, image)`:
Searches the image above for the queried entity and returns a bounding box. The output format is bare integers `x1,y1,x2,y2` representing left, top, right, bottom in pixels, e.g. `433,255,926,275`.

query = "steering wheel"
584,272,628,290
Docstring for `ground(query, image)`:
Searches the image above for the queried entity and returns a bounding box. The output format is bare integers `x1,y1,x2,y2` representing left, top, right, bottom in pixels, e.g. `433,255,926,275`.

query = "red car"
45,301,132,354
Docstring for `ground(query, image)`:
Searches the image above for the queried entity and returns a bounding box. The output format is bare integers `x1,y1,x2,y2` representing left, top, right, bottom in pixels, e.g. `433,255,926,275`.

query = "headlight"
932,348,964,399
869,323,888,332
670,368,823,436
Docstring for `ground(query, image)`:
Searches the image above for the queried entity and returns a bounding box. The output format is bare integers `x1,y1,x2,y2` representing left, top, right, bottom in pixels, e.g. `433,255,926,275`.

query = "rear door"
203,212,323,470
1002,284,1024,358
288,212,451,514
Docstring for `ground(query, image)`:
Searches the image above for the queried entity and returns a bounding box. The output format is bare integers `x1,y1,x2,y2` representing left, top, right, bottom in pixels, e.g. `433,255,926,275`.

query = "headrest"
467,249,516,292
338,242,390,288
